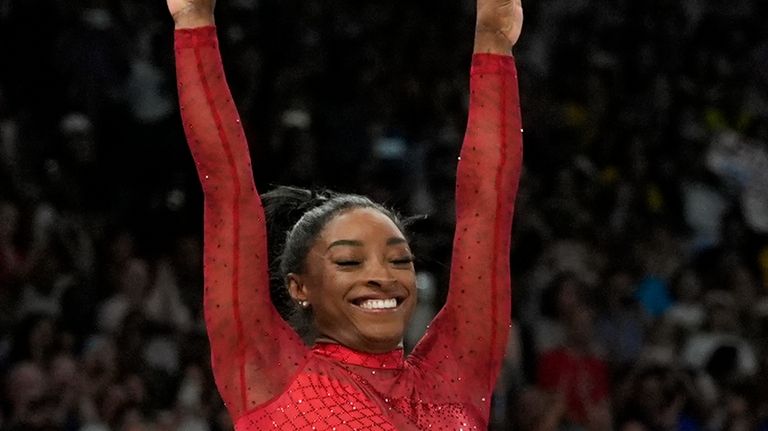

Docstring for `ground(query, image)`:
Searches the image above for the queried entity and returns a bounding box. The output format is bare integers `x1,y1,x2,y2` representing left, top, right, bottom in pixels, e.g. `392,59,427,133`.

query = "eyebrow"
327,239,363,250
326,237,408,250
386,237,408,246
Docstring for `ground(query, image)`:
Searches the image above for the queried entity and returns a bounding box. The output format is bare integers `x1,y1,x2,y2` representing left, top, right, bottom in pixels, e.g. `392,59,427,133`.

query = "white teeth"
358,298,397,310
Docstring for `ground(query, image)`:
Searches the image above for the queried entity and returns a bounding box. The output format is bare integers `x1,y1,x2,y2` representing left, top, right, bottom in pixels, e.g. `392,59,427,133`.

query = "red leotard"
175,26,523,430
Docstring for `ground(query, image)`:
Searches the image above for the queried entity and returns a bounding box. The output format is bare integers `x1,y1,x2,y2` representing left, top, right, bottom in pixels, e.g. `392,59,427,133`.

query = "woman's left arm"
409,0,523,415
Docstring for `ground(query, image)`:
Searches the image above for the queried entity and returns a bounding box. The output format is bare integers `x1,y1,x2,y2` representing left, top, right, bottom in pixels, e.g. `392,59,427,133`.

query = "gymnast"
168,0,523,427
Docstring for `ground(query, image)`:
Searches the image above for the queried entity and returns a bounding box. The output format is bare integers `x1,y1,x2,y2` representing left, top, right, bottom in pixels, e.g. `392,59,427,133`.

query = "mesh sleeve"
410,54,523,415
174,26,307,419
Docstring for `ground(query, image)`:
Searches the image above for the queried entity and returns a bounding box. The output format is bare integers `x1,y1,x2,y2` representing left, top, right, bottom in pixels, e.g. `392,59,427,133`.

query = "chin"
357,327,405,352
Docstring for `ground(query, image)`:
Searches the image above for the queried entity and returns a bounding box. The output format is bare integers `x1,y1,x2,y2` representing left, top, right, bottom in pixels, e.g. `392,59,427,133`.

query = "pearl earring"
299,300,310,308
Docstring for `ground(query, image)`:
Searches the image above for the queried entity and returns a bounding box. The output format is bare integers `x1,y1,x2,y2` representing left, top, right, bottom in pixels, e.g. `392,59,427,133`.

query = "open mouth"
350,296,405,311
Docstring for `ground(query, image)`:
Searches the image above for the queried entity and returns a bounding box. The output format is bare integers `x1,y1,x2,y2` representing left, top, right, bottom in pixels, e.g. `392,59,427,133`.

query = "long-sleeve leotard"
175,26,522,426
175,27,307,417
408,53,522,416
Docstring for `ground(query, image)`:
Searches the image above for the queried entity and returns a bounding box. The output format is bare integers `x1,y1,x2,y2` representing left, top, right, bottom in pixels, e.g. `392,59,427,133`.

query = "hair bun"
263,186,331,226
261,185,334,319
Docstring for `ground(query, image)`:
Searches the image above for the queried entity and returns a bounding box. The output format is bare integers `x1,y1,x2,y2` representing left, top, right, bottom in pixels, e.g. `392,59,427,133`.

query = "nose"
367,278,396,289
365,261,396,288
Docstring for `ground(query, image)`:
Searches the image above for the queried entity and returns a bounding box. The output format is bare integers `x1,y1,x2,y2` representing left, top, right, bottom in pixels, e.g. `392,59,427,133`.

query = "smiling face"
287,207,417,353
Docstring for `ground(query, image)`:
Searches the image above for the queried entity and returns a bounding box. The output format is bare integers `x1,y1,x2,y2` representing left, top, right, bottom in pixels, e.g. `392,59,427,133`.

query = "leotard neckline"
312,342,405,369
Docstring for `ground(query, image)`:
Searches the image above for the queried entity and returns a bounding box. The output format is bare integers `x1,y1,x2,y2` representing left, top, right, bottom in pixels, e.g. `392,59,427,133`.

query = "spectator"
537,305,611,428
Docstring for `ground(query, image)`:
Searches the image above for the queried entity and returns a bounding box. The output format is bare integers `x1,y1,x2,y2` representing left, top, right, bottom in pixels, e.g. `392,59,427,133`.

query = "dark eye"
335,260,361,267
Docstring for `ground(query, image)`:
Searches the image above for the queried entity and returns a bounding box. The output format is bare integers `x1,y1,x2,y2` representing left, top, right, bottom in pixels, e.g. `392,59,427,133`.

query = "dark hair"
261,186,409,322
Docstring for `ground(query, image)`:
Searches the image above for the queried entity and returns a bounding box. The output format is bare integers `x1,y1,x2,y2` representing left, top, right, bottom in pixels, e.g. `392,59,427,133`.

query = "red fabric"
536,348,610,425
175,26,523,430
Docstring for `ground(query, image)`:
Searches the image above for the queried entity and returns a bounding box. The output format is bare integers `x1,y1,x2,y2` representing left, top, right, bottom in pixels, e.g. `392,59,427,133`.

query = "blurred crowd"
1,0,768,430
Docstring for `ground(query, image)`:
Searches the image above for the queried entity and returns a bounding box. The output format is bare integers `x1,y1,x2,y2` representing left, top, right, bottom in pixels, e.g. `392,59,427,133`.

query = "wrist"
173,9,215,29
473,29,513,55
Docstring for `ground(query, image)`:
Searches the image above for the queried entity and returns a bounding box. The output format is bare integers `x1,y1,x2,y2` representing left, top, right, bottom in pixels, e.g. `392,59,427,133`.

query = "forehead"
318,207,405,245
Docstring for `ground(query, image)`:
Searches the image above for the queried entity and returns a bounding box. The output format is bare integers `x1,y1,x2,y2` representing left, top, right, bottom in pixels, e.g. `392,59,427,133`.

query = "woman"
169,0,523,428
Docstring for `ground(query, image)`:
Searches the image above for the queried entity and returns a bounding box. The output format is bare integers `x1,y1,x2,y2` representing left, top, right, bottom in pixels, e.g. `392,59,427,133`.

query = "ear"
287,273,310,303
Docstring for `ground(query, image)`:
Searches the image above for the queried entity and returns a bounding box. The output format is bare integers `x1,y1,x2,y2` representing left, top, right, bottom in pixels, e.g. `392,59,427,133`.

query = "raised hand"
167,0,215,29
475,0,523,54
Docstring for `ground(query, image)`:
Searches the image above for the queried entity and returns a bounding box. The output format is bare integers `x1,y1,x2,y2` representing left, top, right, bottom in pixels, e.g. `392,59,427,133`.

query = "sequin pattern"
238,367,398,431
175,26,522,430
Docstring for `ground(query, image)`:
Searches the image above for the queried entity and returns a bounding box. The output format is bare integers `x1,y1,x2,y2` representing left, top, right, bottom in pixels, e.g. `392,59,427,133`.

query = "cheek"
402,274,418,310
406,274,418,293
308,270,351,308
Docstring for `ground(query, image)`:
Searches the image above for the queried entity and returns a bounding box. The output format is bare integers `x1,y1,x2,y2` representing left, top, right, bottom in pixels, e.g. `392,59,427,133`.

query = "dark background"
1,0,768,429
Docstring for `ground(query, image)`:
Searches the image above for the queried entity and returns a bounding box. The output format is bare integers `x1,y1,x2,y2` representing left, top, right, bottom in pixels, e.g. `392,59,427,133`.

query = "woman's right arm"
171,3,307,419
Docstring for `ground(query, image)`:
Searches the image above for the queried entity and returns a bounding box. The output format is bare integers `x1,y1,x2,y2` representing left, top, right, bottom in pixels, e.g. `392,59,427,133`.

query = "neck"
314,335,404,352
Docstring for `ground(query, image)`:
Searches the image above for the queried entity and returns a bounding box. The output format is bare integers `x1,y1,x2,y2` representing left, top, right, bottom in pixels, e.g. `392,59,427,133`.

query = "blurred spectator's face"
513,388,558,431
110,232,136,264
5,363,48,424
725,392,749,417
557,279,582,316
119,259,150,302
120,408,147,431
637,373,663,411
29,317,55,358
100,384,128,424
50,354,77,389
545,241,598,285
124,374,147,404
566,307,595,347
83,338,117,384
621,421,649,431
60,113,96,165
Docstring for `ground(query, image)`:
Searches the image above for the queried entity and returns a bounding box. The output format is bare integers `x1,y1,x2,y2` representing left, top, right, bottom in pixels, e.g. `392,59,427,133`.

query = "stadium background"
1,0,768,429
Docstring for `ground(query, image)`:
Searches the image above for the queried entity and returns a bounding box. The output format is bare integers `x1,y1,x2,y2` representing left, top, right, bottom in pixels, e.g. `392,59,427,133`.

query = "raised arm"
409,0,523,413
170,1,306,419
